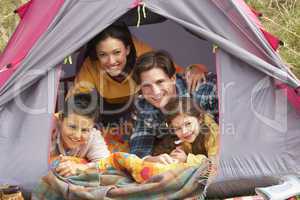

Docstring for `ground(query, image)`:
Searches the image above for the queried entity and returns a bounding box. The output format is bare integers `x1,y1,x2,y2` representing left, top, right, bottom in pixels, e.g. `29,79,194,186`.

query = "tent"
0,0,300,198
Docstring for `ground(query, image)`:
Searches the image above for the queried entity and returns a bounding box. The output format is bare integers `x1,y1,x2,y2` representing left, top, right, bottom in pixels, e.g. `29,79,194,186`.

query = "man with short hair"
130,50,218,163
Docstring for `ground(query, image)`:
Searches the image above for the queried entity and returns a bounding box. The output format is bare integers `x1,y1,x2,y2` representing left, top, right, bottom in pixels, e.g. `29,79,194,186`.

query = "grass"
245,0,300,77
0,0,25,52
0,0,299,78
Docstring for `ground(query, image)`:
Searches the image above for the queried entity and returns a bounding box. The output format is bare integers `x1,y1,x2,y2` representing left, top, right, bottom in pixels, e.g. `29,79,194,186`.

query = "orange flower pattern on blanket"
97,152,208,183
49,155,88,165
100,121,133,153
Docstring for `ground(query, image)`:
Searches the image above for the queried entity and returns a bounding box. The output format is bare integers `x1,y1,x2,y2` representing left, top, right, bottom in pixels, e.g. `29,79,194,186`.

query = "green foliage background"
245,0,300,77
0,0,26,52
0,0,299,76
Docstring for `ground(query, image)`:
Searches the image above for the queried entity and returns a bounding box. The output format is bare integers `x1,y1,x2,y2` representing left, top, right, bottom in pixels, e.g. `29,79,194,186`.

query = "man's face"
140,68,176,109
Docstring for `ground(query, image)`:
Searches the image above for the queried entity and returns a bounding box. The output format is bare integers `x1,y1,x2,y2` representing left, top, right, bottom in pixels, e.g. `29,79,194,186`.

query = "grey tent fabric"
130,20,215,70
209,50,300,197
0,67,59,193
144,0,299,87
0,0,299,107
0,0,300,197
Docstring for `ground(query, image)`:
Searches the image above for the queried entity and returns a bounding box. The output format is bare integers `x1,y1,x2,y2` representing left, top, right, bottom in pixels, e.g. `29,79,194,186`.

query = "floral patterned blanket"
32,154,212,200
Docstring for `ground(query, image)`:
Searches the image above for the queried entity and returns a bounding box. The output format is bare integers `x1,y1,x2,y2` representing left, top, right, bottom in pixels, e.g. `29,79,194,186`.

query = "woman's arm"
184,64,208,93
66,57,97,98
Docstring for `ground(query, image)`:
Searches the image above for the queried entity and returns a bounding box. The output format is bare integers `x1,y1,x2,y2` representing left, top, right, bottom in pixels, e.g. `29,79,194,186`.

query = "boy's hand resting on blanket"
55,156,89,177
144,154,177,164
170,147,187,163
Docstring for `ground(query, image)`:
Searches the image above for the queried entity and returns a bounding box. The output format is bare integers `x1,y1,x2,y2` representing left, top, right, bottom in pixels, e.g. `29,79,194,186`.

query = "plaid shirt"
130,73,218,158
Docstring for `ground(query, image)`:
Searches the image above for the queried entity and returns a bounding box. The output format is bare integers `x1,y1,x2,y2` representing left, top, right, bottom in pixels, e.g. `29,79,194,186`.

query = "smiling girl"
163,97,219,165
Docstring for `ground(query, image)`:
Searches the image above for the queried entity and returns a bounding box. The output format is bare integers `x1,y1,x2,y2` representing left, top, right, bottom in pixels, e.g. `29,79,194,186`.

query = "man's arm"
66,57,97,98
130,133,155,158
129,110,157,158
130,131,177,164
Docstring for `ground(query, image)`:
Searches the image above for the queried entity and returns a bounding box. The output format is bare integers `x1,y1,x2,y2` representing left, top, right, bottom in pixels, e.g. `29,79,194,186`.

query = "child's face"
170,114,200,143
60,113,94,149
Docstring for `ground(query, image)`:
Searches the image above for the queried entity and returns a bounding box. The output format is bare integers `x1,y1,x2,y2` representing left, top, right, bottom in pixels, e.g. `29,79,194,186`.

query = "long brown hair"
164,97,209,156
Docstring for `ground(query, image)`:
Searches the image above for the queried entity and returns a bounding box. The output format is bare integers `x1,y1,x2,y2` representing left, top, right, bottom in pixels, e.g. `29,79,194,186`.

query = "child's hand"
170,147,187,163
208,156,218,177
144,154,177,165
55,156,88,177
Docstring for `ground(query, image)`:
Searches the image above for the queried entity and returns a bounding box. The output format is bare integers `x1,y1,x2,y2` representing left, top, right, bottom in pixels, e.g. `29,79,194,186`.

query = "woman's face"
170,114,200,143
60,113,94,150
96,37,130,77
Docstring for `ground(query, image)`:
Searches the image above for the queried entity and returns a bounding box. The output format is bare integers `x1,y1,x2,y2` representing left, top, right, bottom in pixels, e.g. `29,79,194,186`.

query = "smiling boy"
50,93,109,177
